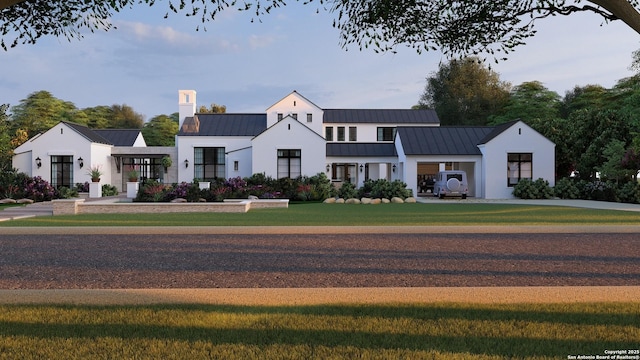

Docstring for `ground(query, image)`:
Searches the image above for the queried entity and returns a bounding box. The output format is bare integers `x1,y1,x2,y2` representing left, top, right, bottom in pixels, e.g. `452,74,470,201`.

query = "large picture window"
507,153,532,186
277,149,301,179
51,155,73,188
194,147,225,181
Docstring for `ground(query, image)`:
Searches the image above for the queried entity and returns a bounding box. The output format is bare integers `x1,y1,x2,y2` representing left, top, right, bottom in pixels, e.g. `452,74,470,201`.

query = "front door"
51,155,73,188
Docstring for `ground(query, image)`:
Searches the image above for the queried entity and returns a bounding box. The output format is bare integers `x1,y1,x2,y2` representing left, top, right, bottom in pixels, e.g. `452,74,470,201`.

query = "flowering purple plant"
23,176,56,201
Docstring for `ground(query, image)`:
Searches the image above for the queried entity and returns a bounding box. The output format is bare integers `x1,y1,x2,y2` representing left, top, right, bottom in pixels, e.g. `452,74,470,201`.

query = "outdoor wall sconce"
326,164,330,172
77,157,84,168
359,164,363,172
392,164,397,173
35,157,41,168
184,159,189,168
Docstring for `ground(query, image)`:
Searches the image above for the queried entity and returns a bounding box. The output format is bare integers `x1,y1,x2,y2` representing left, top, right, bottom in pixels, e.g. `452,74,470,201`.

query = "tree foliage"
2,0,640,60
488,81,561,125
142,114,179,146
417,57,511,125
0,104,12,170
198,103,227,114
9,90,80,138
109,104,144,129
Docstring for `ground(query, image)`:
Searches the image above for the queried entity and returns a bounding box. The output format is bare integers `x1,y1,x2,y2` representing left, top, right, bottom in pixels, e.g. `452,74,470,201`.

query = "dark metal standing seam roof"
94,129,141,146
323,109,440,124
397,126,496,155
178,113,267,136
62,121,112,145
326,143,397,157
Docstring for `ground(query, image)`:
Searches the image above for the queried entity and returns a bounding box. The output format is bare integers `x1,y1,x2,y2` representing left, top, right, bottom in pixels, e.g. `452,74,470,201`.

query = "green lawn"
0,302,638,360
2,202,640,226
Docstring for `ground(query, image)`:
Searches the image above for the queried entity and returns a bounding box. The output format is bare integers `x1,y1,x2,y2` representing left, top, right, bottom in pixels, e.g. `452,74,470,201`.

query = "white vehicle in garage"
433,170,468,199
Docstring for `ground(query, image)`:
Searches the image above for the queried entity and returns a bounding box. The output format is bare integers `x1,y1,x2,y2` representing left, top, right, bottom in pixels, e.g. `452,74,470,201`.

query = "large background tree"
416,57,511,125
9,91,81,138
488,81,561,125
141,114,179,146
2,1,640,58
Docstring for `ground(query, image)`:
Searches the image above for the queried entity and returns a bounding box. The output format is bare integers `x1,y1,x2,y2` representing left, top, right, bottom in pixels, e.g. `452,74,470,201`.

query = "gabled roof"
62,121,112,145
397,126,495,155
266,90,322,111
323,109,440,124
478,120,519,144
94,129,141,146
252,114,326,141
327,143,397,157
178,113,267,136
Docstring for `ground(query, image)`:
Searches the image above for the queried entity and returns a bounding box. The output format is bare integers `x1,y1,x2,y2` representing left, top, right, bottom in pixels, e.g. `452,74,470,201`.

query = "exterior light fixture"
359,164,363,173
35,157,42,168
392,164,397,173
326,164,330,172
184,159,189,168
77,157,84,168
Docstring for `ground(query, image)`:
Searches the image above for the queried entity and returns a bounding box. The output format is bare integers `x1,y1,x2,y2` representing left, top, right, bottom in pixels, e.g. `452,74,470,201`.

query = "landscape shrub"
512,178,553,199
57,186,79,199
581,180,617,202
101,184,119,197
358,179,412,199
553,177,581,199
337,181,358,199
75,182,90,192
22,176,57,201
616,181,640,203
165,181,202,202
135,180,169,202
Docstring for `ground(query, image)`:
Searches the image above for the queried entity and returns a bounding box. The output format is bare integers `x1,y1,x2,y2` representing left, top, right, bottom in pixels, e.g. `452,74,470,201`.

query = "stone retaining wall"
52,199,288,215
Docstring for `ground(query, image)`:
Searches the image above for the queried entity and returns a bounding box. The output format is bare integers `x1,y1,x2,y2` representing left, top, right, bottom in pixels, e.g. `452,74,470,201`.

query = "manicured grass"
0,302,637,359
2,202,640,227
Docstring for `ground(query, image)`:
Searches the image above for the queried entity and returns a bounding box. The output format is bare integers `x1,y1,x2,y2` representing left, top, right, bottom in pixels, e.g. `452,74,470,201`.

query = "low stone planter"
52,198,289,215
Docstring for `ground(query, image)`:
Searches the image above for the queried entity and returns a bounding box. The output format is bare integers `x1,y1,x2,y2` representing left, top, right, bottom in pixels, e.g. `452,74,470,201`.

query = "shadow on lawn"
0,303,637,358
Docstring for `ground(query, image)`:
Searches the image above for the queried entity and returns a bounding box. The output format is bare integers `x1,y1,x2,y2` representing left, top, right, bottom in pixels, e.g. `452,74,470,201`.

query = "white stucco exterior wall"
252,117,326,178
12,122,114,185
266,91,324,136
176,135,254,183
479,121,555,199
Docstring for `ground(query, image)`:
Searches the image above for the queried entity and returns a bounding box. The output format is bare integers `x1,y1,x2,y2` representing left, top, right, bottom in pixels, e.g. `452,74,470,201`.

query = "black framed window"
337,127,345,141
194,147,225,181
325,127,333,141
377,127,396,141
349,126,357,141
507,153,532,186
277,149,301,179
51,155,73,188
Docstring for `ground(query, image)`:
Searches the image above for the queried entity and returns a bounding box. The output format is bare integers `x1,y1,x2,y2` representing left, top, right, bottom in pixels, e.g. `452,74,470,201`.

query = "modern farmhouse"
12,90,555,199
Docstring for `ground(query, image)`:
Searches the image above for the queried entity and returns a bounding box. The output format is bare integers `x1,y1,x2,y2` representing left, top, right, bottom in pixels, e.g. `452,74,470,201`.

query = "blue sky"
1,3,639,121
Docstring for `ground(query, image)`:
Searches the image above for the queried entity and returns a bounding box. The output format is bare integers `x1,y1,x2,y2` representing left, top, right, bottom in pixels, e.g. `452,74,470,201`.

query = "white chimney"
178,90,196,129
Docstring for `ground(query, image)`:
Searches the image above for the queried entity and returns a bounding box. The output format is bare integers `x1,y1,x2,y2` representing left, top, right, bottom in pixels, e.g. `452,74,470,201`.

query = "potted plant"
161,156,172,173
87,165,102,182
127,168,139,182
